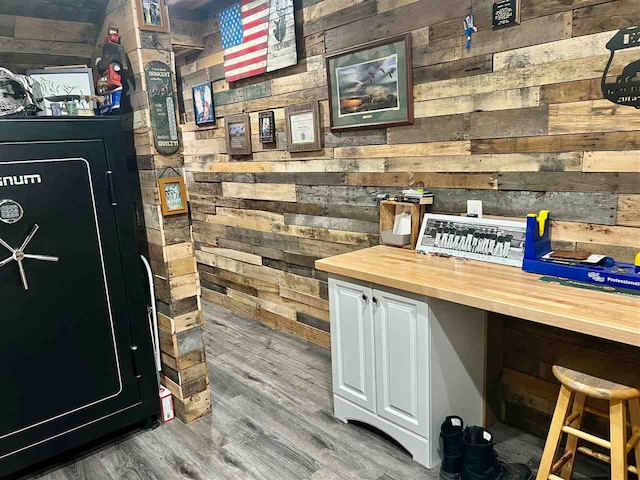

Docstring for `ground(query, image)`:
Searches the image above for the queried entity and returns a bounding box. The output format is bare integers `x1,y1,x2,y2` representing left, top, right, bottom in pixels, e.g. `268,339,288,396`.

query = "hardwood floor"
17,302,609,480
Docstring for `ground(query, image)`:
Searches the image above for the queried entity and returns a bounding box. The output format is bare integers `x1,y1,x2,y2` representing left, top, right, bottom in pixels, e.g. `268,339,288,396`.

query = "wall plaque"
145,61,179,155
492,0,520,30
602,27,640,109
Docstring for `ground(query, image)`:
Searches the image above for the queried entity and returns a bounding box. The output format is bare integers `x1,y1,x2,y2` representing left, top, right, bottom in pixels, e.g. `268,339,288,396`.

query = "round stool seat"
553,365,640,401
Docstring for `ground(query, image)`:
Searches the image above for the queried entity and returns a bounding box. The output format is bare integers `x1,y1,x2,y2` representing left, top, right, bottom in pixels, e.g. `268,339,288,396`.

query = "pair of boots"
440,416,532,480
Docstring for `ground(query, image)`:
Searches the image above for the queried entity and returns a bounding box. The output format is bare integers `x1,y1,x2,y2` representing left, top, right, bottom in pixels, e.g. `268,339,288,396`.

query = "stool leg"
560,392,586,479
610,399,628,480
537,386,573,480
628,398,640,472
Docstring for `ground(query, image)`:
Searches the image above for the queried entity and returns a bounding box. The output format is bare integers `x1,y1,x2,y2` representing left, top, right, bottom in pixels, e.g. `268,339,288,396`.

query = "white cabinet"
374,288,429,438
329,278,376,413
329,276,486,469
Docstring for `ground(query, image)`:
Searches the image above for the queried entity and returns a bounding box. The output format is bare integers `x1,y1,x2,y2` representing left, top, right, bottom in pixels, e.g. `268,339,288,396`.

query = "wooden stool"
536,366,640,480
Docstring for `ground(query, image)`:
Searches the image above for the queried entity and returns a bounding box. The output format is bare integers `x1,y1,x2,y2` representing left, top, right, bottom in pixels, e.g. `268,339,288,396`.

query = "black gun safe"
0,118,159,477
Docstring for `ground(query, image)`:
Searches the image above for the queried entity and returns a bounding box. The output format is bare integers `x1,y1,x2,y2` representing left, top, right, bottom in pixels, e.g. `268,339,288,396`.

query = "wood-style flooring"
18,302,609,480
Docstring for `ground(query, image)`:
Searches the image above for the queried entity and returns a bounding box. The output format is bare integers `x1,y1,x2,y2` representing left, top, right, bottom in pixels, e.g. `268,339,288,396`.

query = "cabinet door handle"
372,297,378,305
362,293,368,302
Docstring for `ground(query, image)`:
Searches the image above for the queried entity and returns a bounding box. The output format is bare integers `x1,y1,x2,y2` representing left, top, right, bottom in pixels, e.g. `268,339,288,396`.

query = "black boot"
461,427,532,480
440,416,465,480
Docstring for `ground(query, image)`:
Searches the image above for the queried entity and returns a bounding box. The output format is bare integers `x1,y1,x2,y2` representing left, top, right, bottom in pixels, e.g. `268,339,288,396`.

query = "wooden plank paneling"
472,132,640,155
14,16,96,43
493,30,614,71
175,0,640,436
413,54,493,84
347,172,498,189
498,172,640,193
0,1,99,23
221,183,297,202
572,0,640,37
430,189,617,224
583,151,640,172
520,0,612,20
470,106,549,140
0,14,15,37
324,0,470,51
386,153,583,173
617,195,640,228
0,35,93,57
414,50,640,101
415,87,540,118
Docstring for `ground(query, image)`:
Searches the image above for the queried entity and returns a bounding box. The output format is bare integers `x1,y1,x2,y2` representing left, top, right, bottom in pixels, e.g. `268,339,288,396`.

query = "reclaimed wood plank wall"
172,0,640,434
91,0,211,423
0,0,105,72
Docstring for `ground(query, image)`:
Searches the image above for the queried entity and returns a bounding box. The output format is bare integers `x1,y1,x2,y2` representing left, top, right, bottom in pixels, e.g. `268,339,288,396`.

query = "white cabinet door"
330,277,376,413
373,288,429,438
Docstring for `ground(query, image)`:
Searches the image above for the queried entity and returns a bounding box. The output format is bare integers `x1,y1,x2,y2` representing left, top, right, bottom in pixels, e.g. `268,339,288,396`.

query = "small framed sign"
137,0,169,33
492,0,520,29
259,111,276,144
158,177,188,216
285,101,322,152
193,82,215,126
145,61,179,155
225,113,252,155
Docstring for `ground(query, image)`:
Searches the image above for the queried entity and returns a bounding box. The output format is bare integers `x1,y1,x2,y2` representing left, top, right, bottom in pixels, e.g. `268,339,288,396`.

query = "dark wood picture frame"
225,113,252,155
192,82,215,127
136,0,169,33
259,110,276,144
285,101,322,152
158,177,188,216
325,34,413,132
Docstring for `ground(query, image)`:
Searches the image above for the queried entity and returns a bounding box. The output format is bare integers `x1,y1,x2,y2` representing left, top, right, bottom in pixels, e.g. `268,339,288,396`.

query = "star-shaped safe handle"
0,224,59,291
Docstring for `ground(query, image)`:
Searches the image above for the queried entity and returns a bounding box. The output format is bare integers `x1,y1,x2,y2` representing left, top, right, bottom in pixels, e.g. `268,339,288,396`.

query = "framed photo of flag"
326,34,414,132
219,0,297,83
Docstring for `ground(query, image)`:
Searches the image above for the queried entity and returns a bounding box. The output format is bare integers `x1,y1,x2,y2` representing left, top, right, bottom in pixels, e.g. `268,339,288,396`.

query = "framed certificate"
158,177,188,216
285,101,322,152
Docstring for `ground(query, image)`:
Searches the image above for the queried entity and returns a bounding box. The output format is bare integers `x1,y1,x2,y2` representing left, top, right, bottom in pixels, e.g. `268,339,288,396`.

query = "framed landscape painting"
325,34,413,131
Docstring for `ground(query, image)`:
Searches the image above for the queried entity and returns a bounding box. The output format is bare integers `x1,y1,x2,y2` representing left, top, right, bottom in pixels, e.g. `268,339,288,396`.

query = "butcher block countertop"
315,246,640,347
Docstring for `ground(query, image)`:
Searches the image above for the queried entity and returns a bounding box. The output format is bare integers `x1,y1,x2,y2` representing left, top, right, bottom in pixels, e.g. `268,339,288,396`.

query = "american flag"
220,0,270,83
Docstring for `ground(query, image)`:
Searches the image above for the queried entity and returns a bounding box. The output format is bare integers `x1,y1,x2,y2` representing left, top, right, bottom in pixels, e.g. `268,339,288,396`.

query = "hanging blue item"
463,15,477,51
522,210,640,291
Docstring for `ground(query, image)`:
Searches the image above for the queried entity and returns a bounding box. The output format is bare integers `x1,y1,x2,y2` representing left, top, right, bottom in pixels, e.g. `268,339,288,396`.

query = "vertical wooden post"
94,0,210,423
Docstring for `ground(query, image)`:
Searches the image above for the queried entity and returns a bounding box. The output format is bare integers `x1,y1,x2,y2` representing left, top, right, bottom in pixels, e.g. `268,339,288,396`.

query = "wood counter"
316,246,640,347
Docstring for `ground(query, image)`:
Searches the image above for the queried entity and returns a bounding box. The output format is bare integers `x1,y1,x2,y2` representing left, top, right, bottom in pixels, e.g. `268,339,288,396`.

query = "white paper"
290,111,315,144
393,212,412,235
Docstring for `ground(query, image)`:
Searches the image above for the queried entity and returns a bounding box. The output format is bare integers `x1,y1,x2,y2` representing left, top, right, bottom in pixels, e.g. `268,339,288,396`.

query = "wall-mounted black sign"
492,0,520,30
602,27,640,109
145,61,179,155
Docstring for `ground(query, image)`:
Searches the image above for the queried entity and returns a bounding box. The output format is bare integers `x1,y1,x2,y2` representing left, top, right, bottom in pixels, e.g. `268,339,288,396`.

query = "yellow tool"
537,210,549,237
